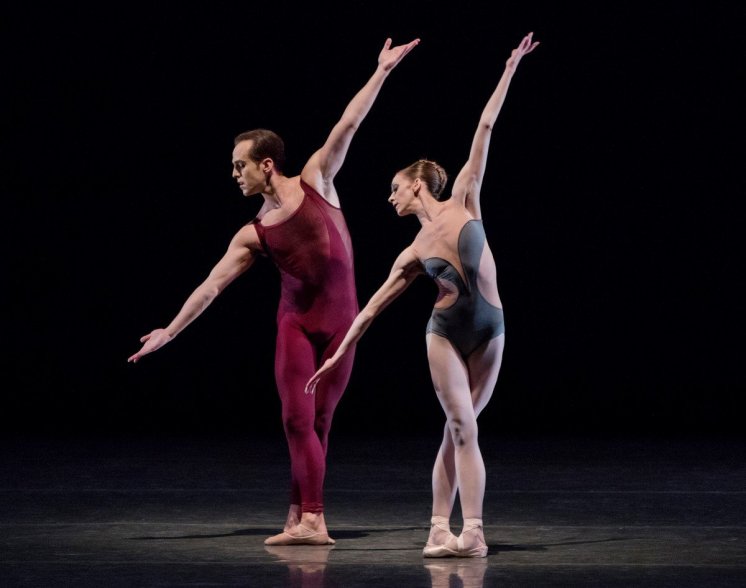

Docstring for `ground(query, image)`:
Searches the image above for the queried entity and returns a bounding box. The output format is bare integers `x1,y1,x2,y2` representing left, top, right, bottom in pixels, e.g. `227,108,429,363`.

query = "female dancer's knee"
445,416,478,447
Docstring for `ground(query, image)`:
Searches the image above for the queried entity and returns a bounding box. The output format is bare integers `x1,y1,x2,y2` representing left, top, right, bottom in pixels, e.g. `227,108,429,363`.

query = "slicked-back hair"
234,129,286,173
399,159,449,200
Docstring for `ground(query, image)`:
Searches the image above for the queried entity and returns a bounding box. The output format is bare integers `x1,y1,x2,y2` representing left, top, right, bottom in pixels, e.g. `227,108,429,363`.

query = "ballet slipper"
264,523,336,546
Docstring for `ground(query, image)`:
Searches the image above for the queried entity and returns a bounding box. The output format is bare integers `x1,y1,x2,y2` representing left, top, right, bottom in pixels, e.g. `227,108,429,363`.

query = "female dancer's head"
388,159,448,216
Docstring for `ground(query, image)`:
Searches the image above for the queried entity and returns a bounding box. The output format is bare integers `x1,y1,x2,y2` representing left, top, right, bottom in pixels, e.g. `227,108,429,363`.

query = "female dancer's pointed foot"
453,530,488,558
423,518,487,558
264,523,336,546
423,533,460,557
453,518,488,558
422,515,459,557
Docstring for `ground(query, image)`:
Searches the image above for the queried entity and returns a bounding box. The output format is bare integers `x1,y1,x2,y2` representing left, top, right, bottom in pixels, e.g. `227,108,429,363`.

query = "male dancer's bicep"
204,225,260,293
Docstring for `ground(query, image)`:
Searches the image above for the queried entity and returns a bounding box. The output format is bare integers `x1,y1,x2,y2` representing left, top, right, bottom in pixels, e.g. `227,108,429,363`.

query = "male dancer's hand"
378,37,420,72
128,328,172,363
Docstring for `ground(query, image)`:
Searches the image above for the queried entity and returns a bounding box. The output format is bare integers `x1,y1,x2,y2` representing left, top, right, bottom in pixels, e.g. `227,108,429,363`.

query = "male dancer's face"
232,140,267,197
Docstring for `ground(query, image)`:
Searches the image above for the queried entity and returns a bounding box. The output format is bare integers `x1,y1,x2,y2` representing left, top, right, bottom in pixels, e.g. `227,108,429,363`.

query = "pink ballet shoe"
452,531,488,558
264,524,336,546
422,516,459,557
422,535,460,557
423,518,488,558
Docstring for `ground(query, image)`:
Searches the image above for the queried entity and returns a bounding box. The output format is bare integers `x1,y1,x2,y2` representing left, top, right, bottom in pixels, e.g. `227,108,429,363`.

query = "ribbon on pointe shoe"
454,518,487,558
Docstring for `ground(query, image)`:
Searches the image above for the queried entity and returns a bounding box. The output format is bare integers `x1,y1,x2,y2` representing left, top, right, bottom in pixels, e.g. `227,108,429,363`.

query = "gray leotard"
423,219,505,359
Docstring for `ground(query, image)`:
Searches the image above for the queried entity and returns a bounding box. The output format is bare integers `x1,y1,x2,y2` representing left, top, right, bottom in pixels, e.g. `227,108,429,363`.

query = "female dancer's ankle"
428,515,452,545
459,517,486,549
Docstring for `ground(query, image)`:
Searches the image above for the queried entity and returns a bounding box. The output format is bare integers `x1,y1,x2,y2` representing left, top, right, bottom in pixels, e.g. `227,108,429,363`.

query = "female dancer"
306,33,539,557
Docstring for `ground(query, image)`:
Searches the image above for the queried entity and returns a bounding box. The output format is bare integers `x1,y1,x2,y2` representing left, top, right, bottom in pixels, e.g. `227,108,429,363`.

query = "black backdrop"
4,3,744,437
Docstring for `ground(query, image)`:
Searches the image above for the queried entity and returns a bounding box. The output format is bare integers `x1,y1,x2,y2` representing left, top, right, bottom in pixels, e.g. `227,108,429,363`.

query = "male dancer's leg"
313,329,356,456
274,319,325,514
264,319,355,545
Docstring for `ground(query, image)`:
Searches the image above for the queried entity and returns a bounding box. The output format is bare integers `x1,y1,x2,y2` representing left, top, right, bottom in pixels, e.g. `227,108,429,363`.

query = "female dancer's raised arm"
452,32,539,219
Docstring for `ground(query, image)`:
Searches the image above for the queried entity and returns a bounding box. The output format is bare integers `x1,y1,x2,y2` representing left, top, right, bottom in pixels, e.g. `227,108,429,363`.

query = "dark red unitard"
253,179,358,514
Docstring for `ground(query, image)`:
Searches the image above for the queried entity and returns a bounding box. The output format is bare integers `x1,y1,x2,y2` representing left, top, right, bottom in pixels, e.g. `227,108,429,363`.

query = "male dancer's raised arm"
302,38,420,205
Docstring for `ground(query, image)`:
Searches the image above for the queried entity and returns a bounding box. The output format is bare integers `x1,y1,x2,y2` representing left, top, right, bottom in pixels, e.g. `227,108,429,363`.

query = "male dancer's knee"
283,410,315,441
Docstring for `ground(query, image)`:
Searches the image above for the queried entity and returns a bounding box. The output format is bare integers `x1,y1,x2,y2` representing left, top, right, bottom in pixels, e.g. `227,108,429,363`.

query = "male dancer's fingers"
402,39,421,57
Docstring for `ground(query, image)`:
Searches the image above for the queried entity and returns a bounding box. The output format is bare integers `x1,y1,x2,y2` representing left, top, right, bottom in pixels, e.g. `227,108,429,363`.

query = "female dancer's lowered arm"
304,246,422,394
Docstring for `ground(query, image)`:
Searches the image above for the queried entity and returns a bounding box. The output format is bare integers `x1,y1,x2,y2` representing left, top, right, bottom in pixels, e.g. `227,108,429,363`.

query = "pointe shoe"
423,533,460,557
422,516,459,557
264,523,336,546
424,519,488,558
452,532,487,558
453,519,488,558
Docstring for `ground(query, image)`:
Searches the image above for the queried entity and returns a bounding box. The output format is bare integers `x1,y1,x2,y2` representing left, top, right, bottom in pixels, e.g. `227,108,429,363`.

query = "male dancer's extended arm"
301,37,420,202
127,224,260,363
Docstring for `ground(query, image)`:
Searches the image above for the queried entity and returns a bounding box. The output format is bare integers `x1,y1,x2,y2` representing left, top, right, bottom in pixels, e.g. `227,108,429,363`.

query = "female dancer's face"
388,173,418,217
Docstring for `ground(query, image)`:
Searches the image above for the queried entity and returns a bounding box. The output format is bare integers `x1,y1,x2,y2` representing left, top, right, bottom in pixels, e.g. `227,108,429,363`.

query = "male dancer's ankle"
284,504,301,532
300,511,324,530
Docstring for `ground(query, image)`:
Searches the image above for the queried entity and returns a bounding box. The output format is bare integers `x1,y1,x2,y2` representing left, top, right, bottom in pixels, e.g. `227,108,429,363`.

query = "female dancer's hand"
378,37,421,72
506,32,540,70
127,328,172,363
305,356,342,395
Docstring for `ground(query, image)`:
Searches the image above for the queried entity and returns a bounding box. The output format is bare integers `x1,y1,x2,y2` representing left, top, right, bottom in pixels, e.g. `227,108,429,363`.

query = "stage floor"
1,432,745,587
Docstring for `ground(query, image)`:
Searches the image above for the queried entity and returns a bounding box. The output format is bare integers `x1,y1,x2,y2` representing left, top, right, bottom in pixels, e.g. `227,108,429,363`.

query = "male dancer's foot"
265,512,335,546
